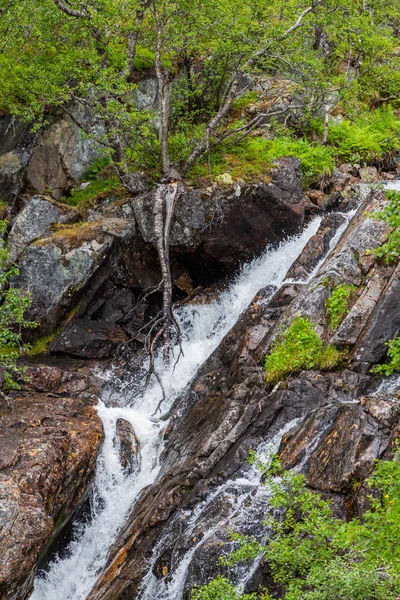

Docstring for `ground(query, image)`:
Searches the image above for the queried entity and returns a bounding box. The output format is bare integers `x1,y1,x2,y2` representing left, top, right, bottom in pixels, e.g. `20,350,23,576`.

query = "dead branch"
52,0,86,18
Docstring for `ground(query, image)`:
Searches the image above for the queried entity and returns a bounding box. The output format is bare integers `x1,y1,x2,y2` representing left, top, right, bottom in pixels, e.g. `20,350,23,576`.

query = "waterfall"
31,215,329,600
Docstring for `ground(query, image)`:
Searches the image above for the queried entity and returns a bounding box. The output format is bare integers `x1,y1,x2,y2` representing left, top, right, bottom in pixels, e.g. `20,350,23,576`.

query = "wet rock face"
114,419,141,475
0,363,104,600
279,403,391,493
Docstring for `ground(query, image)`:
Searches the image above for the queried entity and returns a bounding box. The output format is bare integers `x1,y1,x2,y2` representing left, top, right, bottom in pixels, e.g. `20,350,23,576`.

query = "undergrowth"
61,176,123,207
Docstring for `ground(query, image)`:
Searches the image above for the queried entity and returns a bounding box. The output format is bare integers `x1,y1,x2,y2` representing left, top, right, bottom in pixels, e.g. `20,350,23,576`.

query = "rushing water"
32,210,363,600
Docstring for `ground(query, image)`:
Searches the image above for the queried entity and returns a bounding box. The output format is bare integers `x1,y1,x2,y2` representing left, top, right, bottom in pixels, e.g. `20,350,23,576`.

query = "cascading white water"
139,419,301,600
31,213,347,600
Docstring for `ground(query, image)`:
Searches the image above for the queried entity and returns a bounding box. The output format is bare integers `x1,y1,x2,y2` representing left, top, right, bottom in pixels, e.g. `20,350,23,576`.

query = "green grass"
326,283,356,331
188,135,334,186
264,317,341,384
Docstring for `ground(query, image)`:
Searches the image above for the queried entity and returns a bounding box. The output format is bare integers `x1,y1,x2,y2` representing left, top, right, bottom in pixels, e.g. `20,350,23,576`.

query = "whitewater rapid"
31,215,326,600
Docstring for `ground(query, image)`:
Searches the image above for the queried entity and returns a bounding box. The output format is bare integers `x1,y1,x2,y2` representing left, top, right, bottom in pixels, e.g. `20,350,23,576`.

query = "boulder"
7,196,76,263
0,383,103,600
26,105,105,200
12,224,115,336
50,318,130,359
114,419,141,475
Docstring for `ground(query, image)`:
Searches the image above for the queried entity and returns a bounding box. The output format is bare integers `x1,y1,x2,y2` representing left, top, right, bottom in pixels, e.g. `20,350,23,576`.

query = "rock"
0,151,27,204
202,157,306,266
26,105,105,199
338,163,359,177
215,173,234,185
352,265,400,367
50,318,130,359
114,419,141,475
286,213,346,280
359,166,379,183
7,196,76,263
0,383,103,600
12,224,115,336
279,403,390,493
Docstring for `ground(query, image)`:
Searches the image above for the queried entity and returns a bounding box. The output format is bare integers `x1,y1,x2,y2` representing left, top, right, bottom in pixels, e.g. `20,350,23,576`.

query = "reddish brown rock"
0,368,104,600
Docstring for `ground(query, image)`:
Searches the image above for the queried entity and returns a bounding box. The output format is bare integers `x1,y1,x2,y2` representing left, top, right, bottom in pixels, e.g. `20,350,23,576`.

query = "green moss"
60,177,123,208
25,330,60,357
326,283,356,331
264,317,342,384
188,135,334,187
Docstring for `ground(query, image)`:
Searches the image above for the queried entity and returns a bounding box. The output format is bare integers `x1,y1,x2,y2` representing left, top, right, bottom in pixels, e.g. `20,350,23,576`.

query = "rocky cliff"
0,107,399,600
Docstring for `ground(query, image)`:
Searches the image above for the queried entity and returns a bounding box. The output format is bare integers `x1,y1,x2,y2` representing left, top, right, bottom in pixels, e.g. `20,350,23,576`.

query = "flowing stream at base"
31,211,359,600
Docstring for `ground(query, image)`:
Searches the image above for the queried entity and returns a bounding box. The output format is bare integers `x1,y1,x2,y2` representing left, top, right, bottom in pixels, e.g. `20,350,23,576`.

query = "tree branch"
52,0,86,18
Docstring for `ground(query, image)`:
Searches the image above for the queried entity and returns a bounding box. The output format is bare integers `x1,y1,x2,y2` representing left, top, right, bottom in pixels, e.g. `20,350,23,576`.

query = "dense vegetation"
192,452,400,600
0,0,399,182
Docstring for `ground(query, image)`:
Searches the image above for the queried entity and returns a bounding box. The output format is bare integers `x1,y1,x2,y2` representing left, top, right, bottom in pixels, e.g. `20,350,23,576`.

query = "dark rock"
203,157,306,266
352,265,400,367
114,419,141,475
50,318,130,359
286,212,346,280
0,378,104,600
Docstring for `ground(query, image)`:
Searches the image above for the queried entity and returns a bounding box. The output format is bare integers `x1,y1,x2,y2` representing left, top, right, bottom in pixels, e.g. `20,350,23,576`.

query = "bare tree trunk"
322,101,331,144
155,24,170,174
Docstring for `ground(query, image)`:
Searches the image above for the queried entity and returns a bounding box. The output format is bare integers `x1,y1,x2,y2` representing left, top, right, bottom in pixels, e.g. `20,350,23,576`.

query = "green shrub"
373,191,400,264
328,107,400,164
326,284,356,331
192,454,400,600
0,221,36,389
264,317,341,384
373,337,400,376
192,576,262,600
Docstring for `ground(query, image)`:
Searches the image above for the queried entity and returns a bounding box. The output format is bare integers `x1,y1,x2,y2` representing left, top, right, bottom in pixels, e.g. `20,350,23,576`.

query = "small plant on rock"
373,191,400,265
326,283,356,331
373,338,400,377
264,317,341,384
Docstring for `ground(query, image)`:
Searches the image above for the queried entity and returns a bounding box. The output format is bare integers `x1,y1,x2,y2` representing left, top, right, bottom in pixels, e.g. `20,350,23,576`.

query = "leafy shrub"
326,283,356,331
327,107,400,164
192,454,400,600
192,576,261,600
264,317,341,384
0,221,36,389
373,337,400,376
373,191,400,264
